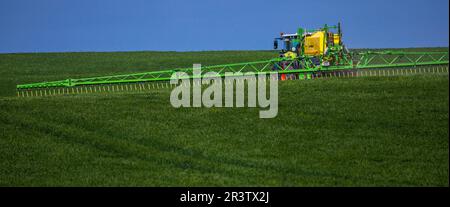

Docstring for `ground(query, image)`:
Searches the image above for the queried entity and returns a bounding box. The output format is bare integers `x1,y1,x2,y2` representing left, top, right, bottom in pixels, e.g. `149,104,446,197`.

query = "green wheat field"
0,49,448,186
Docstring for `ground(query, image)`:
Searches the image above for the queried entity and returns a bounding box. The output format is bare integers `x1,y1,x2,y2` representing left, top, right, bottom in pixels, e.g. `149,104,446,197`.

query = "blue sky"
0,0,448,53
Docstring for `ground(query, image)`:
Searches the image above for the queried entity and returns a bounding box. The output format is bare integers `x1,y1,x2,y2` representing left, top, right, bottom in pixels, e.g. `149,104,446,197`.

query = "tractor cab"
273,33,300,55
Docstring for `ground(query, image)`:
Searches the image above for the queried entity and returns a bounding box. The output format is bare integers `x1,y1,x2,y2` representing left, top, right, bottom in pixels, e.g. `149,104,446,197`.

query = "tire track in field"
0,109,266,184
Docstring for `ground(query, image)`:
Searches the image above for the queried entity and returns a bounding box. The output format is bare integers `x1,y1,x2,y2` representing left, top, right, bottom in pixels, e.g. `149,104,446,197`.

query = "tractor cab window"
283,39,291,52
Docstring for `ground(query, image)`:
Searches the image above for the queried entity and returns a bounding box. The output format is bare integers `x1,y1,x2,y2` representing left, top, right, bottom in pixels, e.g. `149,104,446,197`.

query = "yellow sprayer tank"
304,31,325,56
333,34,340,45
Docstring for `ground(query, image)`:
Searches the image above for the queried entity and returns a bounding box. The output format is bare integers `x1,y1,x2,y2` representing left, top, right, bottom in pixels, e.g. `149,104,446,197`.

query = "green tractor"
273,23,353,79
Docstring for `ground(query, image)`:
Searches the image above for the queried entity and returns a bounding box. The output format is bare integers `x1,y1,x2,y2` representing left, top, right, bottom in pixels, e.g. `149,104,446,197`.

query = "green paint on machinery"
16,23,449,94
